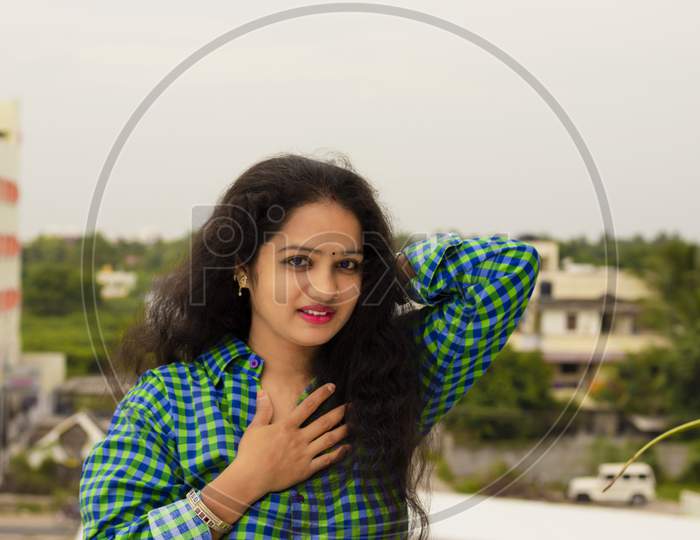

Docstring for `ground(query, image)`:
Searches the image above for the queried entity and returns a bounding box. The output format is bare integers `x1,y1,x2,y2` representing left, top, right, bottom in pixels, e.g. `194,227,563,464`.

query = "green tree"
442,346,556,440
593,346,676,415
556,231,690,274
594,236,700,416
23,262,101,316
636,238,700,415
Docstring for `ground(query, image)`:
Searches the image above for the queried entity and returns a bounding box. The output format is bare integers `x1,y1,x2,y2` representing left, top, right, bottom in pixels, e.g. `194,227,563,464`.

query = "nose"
307,263,340,302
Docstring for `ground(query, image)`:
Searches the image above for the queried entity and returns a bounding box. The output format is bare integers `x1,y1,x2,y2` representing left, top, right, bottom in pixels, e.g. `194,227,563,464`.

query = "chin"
293,321,339,339
289,333,333,348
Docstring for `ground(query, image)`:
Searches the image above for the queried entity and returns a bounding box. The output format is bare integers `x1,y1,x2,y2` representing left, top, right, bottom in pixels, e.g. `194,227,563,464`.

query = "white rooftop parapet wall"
416,490,700,540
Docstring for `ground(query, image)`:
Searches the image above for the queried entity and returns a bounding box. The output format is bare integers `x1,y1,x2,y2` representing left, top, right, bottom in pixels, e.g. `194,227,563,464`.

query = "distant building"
96,264,137,299
123,253,141,267
21,352,67,416
26,411,106,469
54,375,116,418
511,239,668,395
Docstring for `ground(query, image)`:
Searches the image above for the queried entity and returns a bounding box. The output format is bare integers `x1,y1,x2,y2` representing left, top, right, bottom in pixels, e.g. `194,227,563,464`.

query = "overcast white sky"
2,1,698,243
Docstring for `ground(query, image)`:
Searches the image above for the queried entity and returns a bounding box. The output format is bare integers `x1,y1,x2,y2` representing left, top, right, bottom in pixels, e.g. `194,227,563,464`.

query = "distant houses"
95,264,137,299
506,238,671,436
26,411,106,469
3,368,115,474
511,238,668,393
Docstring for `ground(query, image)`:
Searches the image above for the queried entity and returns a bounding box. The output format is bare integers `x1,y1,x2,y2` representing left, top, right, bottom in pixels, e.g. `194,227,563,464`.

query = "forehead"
271,201,362,252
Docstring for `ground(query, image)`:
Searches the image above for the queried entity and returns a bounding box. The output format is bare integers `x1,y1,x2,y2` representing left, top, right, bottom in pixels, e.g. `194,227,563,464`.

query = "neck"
247,319,317,385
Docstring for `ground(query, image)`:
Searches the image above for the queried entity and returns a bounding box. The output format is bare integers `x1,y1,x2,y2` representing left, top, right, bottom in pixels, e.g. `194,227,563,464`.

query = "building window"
560,363,579,374
601,311,613,333
540,281,552,297
566,312,577,331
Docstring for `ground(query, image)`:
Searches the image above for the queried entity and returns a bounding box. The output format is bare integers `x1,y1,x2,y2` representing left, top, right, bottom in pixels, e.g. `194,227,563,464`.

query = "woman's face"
244,200,364,347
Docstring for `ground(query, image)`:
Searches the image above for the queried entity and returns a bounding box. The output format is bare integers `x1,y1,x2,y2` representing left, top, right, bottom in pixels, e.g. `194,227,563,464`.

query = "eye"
285,255,310,268
284,256,363,271
339,259,362,271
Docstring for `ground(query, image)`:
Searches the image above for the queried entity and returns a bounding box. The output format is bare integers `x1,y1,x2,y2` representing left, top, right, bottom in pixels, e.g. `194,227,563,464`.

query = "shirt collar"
199,332,264,386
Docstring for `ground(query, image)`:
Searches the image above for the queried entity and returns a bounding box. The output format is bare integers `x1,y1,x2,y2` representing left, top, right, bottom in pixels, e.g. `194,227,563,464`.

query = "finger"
248,388,273,427
309,444,352,476
300,402,347,443
287,383,336,428
307,423,350,457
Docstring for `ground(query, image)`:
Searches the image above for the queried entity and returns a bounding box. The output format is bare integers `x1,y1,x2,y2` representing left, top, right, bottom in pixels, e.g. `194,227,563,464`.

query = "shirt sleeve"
399,232,540,437
78,369,213,539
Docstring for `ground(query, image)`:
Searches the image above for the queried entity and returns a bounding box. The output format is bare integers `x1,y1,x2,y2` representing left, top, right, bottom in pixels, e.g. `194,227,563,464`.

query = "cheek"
284,275,308,303
266,269,305,305
339,277,362,309
344,274,362,296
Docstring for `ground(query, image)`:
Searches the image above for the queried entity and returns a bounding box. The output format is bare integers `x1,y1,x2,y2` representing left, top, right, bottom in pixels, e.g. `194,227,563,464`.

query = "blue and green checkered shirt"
79,232,539,539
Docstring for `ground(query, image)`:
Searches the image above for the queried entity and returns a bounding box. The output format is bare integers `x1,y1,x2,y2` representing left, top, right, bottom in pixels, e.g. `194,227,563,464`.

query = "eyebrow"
278,245,364,256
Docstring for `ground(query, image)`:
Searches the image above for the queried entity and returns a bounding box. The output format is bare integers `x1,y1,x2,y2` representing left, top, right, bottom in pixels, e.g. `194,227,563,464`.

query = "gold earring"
236,273,248,296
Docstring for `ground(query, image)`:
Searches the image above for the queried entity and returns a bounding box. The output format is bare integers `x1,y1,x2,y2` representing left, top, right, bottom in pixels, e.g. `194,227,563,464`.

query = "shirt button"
250,358,259,368
291,492,304,503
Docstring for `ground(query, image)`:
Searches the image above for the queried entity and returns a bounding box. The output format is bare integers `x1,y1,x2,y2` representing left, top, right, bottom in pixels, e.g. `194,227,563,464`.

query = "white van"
567,462,656,506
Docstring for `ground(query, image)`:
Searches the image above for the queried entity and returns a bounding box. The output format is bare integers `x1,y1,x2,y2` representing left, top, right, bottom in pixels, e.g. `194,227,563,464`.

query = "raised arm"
397,232,540,438
79,370,216,539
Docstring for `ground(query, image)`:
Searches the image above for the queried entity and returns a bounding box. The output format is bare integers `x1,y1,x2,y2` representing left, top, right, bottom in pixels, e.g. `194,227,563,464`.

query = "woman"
79,153,540,539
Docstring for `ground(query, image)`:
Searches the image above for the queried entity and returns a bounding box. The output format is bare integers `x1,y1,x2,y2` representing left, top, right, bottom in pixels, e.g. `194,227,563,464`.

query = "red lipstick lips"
297,304,336,324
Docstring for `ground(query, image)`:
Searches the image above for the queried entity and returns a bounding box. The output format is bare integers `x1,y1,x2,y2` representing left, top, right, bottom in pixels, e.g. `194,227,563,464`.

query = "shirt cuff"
148,496,213,539
400,232,464,305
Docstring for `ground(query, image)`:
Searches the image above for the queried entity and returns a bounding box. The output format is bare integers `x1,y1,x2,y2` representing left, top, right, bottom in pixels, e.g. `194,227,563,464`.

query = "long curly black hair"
115,152,438,539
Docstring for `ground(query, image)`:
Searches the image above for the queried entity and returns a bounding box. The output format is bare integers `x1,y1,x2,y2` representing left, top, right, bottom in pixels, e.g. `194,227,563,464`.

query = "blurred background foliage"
20,231,700,418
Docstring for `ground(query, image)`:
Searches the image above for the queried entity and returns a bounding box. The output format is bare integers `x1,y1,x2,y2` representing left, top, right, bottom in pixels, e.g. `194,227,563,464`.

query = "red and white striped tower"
0,100,21,385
